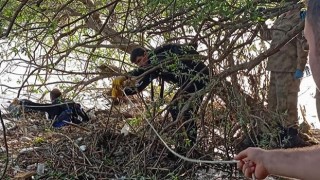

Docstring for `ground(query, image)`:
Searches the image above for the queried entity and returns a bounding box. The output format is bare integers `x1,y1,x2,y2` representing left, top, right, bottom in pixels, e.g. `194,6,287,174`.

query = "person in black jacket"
112,43,209,147
8,88,89,127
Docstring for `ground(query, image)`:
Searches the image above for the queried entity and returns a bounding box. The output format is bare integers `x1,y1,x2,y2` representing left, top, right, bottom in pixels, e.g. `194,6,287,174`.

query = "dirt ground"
1,110,320,180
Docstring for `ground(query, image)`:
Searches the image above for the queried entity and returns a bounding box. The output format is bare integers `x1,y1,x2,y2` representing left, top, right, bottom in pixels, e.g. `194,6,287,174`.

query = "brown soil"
0,111,242,180
1,110,320,180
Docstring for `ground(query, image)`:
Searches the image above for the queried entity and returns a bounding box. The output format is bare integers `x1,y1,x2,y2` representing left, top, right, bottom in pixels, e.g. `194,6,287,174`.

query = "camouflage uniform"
261,8,308,129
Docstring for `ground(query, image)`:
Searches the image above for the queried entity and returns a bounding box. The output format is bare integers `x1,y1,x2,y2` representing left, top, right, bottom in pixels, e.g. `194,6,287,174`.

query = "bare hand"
234,147,269,179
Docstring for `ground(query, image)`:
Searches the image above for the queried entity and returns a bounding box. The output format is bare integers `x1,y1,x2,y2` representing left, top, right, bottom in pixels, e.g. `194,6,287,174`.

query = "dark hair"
50,88,62,102
130,47,146,63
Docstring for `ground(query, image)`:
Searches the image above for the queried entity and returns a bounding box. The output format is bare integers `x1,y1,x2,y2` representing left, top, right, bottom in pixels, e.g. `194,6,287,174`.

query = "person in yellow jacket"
260,7,312,148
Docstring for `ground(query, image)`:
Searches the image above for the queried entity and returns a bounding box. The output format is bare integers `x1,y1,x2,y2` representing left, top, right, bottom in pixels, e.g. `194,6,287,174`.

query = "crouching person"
8,88,89,127
111,43,209,153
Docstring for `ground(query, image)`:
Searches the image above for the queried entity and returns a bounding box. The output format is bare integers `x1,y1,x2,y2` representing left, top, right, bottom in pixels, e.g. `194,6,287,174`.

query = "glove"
294,69,304,79
111,76,127,98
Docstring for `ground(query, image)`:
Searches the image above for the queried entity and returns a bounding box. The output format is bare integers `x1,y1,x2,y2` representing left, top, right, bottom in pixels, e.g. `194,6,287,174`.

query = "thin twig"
0,110,9,179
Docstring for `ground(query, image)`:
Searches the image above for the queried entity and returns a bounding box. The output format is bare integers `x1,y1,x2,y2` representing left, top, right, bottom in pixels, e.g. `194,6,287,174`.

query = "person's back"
160,59,209,92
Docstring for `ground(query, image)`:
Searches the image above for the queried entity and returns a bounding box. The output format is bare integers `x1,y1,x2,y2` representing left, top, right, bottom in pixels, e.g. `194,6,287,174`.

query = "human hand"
123,78,136,87
234,147,269,179
294,69,303,79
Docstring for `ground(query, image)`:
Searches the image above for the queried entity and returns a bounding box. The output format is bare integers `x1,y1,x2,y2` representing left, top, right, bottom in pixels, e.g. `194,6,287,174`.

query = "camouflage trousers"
268,71,301,129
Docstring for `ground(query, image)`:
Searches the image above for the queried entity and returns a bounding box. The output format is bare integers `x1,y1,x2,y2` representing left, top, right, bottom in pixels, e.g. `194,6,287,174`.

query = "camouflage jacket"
260,8,308,72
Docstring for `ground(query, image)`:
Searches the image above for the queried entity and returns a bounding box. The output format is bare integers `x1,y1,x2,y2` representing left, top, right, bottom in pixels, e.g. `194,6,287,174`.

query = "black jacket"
19,99,89,123
124,44,209,95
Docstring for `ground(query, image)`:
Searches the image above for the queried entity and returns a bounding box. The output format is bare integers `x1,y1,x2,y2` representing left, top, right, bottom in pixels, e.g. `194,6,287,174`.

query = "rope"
122,91,256,180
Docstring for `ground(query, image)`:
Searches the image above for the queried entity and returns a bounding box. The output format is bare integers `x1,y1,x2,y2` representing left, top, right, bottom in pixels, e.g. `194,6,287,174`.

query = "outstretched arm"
234,146,320,180
124,67,159,95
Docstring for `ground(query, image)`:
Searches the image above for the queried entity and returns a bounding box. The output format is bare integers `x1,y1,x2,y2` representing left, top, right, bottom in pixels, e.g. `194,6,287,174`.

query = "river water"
0,67,319,128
